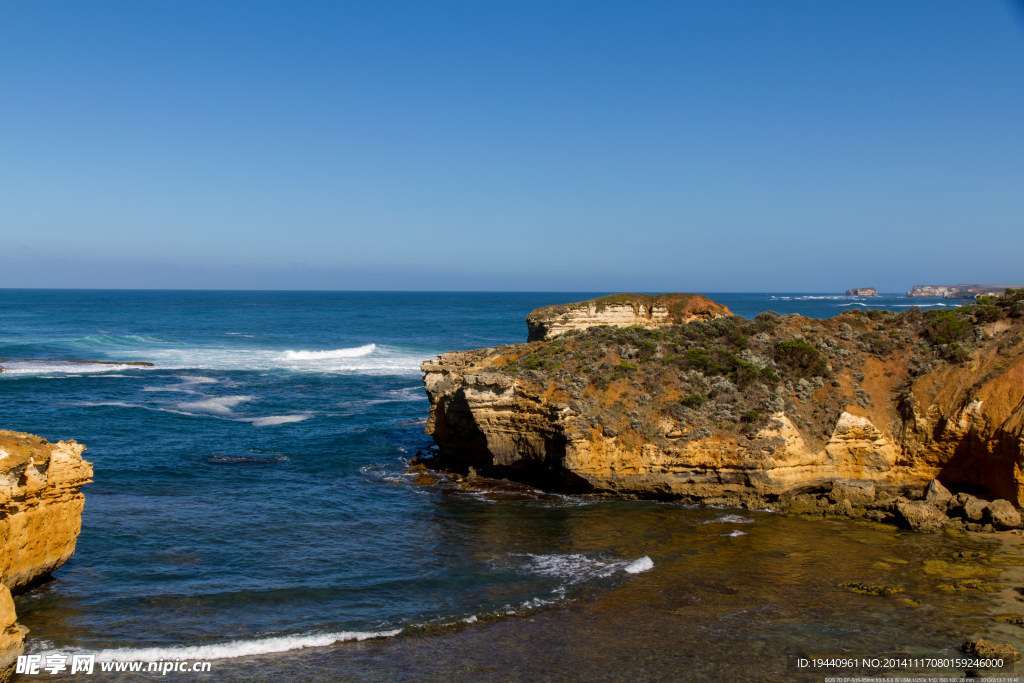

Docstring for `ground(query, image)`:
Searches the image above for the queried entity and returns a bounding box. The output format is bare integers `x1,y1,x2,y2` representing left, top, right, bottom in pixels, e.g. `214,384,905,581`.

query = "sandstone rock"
0,431,91,683
964,496,989,523
985,499,1022,530
423,293,1024,510
924,479,953,506
962,638,1021,662
0,586,27,683
830,480,875,506
525,293,731,341
894,499,949,532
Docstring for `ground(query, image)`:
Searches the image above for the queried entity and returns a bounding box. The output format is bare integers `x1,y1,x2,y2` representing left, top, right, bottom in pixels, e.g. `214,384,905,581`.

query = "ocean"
2,290,1008,681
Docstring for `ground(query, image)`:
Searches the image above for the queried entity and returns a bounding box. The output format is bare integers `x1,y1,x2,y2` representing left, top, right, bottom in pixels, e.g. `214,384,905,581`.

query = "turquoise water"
4,289,992,681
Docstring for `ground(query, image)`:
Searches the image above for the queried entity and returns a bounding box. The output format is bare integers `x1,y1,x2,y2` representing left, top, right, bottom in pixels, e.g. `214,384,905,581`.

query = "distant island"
845,287,878,296
907,284,1021,299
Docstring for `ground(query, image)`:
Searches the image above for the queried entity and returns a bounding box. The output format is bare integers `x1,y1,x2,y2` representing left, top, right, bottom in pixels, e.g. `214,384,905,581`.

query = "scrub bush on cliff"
774,339,828,378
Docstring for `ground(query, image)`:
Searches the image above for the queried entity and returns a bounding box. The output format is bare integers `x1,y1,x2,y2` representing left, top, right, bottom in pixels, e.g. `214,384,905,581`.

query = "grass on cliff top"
501,288,1024,450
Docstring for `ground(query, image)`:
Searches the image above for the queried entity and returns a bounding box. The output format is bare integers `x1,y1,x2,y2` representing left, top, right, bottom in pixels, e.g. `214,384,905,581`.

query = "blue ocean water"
0,290,969,674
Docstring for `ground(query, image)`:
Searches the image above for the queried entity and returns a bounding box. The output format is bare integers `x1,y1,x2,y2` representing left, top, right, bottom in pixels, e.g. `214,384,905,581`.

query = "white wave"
116,343,427,376
0,361,153,376
282,345,376,360
384,386,426,401
516,553,654,583
724,530,747,537
175,395,254,415
702,514,754,525
623,556,654,574
242,414,312,427
72,401,222,420
142,376,219,394
41,629,402,663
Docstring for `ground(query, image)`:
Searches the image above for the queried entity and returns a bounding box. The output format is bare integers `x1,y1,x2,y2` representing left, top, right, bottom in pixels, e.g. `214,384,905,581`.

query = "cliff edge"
423,291,1024,526
0,431,91,682
525,293,731,342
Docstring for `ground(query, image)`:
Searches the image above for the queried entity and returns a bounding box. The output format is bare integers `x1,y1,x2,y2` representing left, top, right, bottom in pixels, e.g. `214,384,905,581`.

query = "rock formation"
422,291,1024,527
845,287,878,296
0,431,91,682
907,285,1020,299
525,293,731,342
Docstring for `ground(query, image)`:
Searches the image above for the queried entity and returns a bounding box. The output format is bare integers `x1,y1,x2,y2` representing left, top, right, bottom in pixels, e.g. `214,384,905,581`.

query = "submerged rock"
962,638,1021,662
840,582,903,596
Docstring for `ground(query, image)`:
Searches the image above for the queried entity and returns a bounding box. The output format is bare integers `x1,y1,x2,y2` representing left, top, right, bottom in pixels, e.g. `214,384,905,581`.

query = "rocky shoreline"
0,431,91,682
419,290,1024,668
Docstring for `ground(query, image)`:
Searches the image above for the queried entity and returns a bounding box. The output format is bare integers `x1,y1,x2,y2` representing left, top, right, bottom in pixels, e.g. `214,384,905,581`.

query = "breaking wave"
282,345,376,360
41,630,403,663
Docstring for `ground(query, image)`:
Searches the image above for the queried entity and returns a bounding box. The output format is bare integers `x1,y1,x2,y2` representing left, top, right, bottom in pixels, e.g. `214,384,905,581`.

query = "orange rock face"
424,296,1024,509
0,431,92,682
526,293,731,341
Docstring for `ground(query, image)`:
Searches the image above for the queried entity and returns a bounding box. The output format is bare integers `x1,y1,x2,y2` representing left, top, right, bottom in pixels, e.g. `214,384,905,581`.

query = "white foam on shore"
40,629,403,663
242,414,312,427
623,556,654,574
516,553,654,582
702,514,754,525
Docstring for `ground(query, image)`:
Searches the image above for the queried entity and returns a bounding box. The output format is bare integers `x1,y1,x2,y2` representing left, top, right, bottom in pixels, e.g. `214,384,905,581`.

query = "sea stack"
525,293,731,342
845,287,878,296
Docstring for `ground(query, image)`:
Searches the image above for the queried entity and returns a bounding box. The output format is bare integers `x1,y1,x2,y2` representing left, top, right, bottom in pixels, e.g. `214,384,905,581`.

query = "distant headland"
907,284,1022,299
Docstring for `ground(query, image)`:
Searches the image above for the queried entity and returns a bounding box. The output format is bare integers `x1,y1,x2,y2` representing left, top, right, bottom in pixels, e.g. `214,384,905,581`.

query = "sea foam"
282,345,376,360
175,395,255,415
623,556,654,574
40,629,402,663
243,414,312,427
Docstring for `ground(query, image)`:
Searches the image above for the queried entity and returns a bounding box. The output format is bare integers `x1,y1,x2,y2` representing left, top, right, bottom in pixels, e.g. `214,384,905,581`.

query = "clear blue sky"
2,0,1022,291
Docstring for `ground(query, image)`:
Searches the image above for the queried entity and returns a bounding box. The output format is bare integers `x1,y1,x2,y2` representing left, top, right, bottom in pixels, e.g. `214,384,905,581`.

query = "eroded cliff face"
0,431,91,682
423,295,1024,516
525,293,731,342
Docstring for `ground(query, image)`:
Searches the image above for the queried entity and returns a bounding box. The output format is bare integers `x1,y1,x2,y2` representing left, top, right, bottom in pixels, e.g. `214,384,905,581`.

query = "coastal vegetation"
501,290,1023,448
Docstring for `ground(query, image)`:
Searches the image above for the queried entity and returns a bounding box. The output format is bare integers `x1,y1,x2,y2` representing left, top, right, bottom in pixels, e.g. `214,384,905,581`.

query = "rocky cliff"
422,290,1024,526
907,285,1020,299
845,287,878,296
0,431,91,682
525,293,731,342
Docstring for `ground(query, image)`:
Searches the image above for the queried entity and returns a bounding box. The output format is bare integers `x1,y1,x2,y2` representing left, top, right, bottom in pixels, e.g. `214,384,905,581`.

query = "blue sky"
2,1,1022,291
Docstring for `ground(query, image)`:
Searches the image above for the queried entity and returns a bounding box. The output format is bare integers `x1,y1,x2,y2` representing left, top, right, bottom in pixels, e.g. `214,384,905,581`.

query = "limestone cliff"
845,287,878,296
525,293,731,342
0,431,91,682
422,291,1024,517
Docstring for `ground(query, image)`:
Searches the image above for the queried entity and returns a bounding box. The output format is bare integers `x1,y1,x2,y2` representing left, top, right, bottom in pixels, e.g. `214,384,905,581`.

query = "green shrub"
924,310,971,346
775,339,828,378
680,393,705,407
